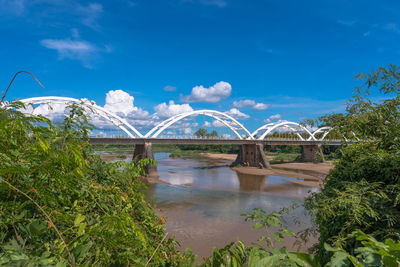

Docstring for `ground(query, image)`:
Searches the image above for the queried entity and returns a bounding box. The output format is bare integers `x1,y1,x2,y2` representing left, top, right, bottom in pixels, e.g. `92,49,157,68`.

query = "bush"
0,102,194,266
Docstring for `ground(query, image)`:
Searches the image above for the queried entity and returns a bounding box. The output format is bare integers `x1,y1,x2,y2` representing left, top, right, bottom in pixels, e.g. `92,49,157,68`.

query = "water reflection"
236,172,267,191
145,152,316,257
154,152,315,197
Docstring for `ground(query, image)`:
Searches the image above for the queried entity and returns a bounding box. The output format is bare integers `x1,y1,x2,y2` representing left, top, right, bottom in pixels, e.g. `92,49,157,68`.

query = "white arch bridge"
12,96,350,172
15,96,346,145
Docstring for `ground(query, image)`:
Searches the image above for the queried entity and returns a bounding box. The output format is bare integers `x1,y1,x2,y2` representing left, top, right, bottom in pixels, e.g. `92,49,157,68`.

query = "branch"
1,70,45,103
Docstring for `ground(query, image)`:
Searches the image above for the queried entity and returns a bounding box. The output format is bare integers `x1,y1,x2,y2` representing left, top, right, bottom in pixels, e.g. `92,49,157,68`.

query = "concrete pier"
301,145,324,163
132,142,158,177
234,144,271,169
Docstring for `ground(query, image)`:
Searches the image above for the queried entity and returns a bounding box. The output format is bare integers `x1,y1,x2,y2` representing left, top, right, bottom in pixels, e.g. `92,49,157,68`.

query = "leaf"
78,222,86,236
252,223,263,230
74,214,85,227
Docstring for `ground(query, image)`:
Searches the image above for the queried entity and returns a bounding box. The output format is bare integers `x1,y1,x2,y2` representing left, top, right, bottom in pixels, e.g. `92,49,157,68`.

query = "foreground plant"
201,208,400,267
305,65,400,264
0,102,195,266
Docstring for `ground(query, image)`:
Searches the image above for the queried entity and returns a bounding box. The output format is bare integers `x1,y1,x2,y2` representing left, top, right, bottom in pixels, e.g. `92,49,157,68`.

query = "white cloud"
264,114,281,123
233,99,269,110
40,38,98,68
180,81,231,103
225,108,250,120
203,121,211,127
154,100,193,118
232,99,255,108
104,90,150,119
253,103,269,110
164,85,177,91
76,2,103,30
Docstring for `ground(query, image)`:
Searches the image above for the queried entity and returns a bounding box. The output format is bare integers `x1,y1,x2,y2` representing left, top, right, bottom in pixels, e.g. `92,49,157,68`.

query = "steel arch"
145,109,254,140
18,96,144,138
253,121,316,141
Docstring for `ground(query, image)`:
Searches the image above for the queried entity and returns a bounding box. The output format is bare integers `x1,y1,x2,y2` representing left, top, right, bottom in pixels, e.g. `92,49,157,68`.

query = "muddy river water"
145,153,318,257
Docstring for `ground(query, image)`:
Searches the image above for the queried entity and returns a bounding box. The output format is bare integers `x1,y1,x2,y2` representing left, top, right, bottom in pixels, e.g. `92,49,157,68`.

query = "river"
145,152,318,257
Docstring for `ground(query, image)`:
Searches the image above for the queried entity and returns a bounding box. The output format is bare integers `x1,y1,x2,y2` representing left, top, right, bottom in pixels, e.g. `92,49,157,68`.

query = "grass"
265,151,301,164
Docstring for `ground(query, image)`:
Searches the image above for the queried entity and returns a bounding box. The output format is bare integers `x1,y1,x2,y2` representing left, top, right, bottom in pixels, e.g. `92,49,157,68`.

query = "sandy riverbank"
200,152,334,188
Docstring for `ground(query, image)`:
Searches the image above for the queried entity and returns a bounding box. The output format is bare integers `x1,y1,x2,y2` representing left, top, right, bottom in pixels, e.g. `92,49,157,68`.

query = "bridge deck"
89,138,342,146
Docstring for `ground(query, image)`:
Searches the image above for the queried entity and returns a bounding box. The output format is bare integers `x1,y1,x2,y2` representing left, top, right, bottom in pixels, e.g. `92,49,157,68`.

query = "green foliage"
305,65,400,263
202,208,309,267
201,209,400,267
194,128,218,138
0,102,192,266
168,144,239,158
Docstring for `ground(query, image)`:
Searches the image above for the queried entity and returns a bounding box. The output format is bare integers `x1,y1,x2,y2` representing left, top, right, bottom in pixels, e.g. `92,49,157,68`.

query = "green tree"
194,128,207,138
305,65,400,263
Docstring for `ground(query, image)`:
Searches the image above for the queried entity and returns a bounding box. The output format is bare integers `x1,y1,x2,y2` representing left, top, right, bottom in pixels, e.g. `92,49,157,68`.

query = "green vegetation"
202,208,400,266
0,102,194,266
305,64,400,264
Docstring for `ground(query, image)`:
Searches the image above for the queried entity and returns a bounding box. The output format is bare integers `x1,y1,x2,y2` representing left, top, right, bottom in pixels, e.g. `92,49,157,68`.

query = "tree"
194,128,207,138
305,65,400,263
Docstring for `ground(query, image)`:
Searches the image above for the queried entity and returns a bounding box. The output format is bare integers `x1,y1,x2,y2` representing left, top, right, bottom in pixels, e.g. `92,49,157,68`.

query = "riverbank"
200,152,334,188
99,151,334,188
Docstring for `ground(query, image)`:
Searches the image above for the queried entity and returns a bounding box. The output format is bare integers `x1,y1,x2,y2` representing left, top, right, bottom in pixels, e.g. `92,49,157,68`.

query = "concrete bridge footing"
301,145,324,163
234,144,271,169
133,142,158,177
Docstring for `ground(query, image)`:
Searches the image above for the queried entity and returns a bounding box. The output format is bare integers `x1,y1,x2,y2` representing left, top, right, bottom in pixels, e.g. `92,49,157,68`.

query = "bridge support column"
133,142,158,177
301,145,324,163
234,144,271,169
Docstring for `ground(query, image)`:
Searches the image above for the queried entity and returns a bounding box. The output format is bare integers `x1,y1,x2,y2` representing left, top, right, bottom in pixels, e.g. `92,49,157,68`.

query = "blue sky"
1,0,399,133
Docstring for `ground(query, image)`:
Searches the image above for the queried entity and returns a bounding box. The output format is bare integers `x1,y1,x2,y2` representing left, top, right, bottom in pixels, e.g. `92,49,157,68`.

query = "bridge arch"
145,109,254,140
309,126,331,141
252,121,316,141
18,96,144,138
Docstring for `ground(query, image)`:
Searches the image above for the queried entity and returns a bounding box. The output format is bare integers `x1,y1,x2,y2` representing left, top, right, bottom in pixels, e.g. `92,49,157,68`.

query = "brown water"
146,153,318,257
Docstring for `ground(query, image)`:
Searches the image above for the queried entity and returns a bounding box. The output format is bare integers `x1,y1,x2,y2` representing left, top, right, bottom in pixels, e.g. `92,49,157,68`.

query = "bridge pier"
133,142,158,177
234,144,271,169
301,145,324,163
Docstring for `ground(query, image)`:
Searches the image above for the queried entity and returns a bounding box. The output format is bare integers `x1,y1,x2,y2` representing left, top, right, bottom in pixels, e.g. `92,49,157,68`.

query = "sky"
1,0,399,134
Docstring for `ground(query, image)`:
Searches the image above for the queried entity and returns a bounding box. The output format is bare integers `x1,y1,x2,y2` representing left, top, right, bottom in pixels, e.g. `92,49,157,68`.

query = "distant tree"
194,128,207,138
209,130,218,138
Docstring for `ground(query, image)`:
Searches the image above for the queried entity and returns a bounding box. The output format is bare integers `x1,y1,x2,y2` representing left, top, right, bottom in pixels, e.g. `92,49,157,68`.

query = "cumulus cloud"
180,81,231,103
233,99,269,110
154,100,193,118
225,108,250,120
104,90,150,119
164,85,176,91
264,114,281,123
203,121,211,127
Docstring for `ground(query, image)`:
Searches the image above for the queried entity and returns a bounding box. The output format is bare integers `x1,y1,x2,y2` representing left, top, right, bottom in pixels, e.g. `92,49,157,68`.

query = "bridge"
10,96,352,176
